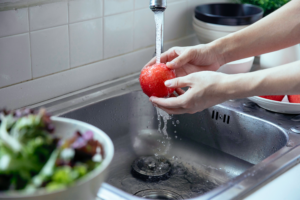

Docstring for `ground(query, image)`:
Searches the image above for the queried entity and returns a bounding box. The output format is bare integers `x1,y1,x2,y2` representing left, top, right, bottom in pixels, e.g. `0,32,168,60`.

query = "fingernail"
165,80,172,87
166,61,174,67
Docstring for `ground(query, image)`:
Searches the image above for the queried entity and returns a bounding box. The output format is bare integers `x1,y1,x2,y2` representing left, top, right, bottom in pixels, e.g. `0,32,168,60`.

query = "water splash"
156,107,171,137
154,11,163,64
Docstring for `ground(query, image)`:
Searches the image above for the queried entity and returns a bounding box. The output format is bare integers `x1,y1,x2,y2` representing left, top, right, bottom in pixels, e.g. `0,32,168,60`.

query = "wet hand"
144,45,223,77
149,71,230,114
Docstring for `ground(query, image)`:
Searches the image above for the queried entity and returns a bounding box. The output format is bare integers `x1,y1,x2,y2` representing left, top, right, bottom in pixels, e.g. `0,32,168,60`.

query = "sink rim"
30,73,300,200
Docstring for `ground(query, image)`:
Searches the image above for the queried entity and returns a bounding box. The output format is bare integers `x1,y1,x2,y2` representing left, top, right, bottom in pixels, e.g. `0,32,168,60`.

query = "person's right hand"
143,44,224,77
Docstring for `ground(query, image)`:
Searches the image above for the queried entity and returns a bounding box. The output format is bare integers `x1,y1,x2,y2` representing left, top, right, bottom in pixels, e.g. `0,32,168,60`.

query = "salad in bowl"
0,108,114,200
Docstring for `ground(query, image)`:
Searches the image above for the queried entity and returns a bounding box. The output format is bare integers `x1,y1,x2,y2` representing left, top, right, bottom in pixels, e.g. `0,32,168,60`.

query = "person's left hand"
150,71,232,114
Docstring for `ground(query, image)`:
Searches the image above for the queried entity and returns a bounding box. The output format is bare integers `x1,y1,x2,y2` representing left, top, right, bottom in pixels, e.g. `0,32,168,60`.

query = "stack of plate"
193,3,263,44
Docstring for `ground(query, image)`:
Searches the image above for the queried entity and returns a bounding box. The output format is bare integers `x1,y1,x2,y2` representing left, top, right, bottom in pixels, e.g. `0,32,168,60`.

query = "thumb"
166,49,194,69
164,76,191,88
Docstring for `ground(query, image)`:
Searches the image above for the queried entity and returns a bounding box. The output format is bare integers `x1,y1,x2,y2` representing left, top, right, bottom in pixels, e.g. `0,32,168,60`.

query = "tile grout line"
102,0,104,60
67,1,71,69
27,6,33,80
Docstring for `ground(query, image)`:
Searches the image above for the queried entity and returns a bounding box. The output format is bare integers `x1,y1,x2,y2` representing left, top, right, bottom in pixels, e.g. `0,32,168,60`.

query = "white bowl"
248,96,300,114
193,22,230,39
217,57,254,74
194,34,215,44
193,16,248,32
0,117,114,200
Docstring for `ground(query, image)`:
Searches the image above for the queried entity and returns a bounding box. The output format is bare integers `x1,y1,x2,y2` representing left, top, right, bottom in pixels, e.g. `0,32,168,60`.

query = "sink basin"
33,74,300,200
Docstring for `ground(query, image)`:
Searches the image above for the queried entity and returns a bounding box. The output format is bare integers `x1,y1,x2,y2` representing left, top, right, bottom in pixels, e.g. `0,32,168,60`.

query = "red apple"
140,63,176,97
259,95,285,102
288,95,300,103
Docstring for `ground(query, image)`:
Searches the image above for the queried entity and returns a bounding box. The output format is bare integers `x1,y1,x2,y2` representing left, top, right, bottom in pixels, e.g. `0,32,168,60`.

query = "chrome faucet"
149,0,167,11
150,0,166,56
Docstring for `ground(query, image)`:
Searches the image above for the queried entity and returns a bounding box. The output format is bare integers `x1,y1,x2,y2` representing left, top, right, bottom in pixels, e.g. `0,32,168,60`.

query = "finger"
175,88,185,96
166,48,195,69
164,76,192,88
156,105,186,115
143,57,156,70
150,95,187,109
143,47,183,69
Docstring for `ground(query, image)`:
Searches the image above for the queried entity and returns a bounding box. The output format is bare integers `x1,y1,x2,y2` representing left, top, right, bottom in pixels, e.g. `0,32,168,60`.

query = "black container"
195,3,263,26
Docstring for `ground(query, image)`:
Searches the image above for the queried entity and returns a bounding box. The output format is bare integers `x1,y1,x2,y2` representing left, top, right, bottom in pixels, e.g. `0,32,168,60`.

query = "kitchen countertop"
245,163,300,200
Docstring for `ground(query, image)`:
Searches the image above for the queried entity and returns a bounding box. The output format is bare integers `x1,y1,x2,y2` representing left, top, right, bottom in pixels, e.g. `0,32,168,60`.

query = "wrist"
208,37,229,67
220,73,253,100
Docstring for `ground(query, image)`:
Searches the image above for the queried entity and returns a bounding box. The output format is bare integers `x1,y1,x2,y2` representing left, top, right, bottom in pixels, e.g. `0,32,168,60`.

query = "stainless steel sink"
34,73,300,200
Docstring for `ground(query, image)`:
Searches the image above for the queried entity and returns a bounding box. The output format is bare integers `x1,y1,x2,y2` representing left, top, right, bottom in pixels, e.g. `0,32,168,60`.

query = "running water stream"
156,107,170,137
154,11,163,64
154,11,173,140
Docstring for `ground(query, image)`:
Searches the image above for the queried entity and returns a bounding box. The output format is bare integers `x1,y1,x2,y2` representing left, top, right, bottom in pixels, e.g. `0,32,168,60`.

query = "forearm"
210,0,300,65
223,60,300,99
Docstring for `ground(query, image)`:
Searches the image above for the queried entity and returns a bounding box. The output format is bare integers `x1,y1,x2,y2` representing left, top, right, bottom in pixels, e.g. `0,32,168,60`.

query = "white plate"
248,96,300,114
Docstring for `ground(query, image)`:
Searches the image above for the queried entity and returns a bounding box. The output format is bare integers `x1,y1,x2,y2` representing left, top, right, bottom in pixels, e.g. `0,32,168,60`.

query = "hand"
144,44,224,77
150,71,231,114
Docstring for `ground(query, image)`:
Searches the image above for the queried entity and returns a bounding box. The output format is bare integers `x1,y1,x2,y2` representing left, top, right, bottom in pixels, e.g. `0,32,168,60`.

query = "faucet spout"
150,0,166,57
149,0,167,12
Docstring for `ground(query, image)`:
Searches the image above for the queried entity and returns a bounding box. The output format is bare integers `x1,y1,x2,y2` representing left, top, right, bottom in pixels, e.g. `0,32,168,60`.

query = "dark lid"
195,3,264,26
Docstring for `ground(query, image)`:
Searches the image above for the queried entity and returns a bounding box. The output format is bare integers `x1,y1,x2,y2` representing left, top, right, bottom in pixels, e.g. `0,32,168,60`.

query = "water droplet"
243,102,256,108
290,126,300,134
176,120,180,124
175,135,178,139
174,131,177,133
286,141,294,147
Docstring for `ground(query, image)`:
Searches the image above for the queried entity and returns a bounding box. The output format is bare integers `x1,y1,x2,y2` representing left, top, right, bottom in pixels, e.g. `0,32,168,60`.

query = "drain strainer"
132,155,171,180
135,189,183,199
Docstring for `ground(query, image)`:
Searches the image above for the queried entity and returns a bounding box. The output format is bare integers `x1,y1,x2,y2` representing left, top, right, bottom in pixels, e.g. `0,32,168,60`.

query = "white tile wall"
104,0,134,16
70,18,103,68
0,35,198,109
133,8,155,50
165,1,188,41
0,34,31,88
29,2,68,31
0,0,229,109
69,0,103,23
31,26,69,78
135,0,148,9
0,8,29,38
104,12,133,58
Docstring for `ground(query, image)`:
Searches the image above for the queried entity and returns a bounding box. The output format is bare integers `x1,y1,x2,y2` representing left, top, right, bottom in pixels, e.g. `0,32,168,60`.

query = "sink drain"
132,155,171,181
135,189,183,199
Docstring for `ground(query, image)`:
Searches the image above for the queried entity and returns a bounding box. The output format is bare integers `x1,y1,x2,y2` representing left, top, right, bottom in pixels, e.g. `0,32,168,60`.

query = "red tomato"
259,95,285,102
140,63,176,97
288,95,300,103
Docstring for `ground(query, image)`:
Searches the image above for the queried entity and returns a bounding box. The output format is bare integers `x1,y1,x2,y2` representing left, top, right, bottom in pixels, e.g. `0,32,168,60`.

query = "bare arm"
214,0,300,65
148,0,300,114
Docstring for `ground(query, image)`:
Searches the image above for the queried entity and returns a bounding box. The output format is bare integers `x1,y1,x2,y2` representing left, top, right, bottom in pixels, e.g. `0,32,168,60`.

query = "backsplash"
0,0,228,109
